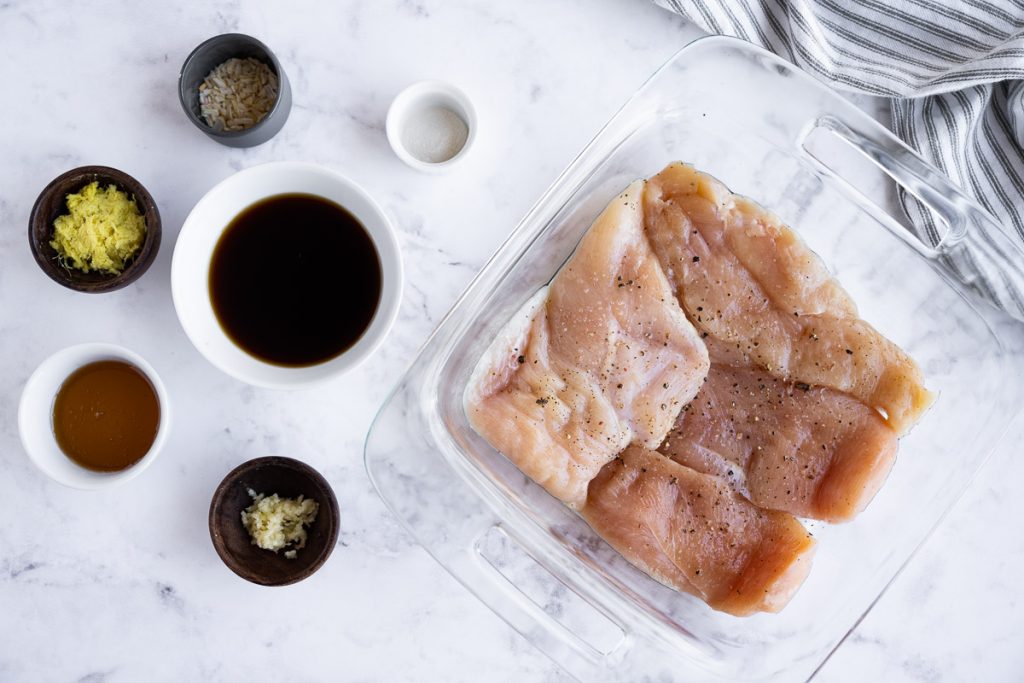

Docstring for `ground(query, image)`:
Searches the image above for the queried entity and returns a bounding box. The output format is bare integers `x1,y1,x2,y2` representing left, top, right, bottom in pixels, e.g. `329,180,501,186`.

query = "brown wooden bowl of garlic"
209,456,340,586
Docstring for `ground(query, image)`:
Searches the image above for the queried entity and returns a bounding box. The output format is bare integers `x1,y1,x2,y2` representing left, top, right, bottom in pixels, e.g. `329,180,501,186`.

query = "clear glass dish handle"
800,115,1024,304
442,517,633,680
367,408,640,681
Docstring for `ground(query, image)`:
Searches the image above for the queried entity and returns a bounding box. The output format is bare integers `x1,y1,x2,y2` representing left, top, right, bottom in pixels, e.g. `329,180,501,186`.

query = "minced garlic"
240,488,319,559
51,181,146,275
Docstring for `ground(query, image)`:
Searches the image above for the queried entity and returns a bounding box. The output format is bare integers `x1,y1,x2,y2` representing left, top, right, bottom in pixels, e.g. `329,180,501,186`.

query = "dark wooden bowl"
28,165,161,293
209,456,339,586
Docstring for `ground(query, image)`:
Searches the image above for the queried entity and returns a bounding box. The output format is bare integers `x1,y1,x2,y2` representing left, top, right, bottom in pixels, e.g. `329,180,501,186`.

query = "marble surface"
1,1,1023,681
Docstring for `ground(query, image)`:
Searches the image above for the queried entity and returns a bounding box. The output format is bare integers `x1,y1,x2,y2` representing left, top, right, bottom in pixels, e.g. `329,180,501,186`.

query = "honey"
52,360,160,472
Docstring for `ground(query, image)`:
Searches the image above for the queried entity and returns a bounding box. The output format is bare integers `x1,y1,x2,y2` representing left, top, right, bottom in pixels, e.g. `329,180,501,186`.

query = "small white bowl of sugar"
386,81,477,172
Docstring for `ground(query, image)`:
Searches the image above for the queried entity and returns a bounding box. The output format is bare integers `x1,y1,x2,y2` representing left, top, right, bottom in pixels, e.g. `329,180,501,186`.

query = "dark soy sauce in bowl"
209,193,382,367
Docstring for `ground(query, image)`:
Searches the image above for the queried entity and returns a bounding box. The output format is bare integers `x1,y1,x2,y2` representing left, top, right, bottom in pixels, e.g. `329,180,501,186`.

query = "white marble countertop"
2,1,1023,681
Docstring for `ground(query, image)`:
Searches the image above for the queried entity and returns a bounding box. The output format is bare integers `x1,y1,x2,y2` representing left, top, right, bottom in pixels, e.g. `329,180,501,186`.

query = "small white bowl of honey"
18,343,171,489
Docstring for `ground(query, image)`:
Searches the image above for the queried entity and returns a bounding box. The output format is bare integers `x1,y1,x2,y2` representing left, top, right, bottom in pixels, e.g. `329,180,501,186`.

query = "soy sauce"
209,193,382,367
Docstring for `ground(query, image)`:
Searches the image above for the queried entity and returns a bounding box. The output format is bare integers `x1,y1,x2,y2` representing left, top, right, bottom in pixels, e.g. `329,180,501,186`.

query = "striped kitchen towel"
655,0,1024,321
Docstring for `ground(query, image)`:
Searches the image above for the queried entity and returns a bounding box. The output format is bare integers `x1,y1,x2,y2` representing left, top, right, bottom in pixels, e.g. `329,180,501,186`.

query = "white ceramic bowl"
386,80,477,172
18,343,172,490
171,162,403,389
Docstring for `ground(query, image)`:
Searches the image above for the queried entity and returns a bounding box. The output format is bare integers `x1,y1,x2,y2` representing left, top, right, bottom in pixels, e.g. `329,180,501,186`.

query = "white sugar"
401,105,469,164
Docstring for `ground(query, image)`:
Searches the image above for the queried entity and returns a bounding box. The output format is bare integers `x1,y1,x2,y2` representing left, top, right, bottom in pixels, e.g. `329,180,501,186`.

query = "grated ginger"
50,181,146,275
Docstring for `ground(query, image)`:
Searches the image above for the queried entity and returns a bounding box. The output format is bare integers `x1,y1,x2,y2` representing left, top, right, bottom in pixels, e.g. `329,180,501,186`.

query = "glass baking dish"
365,36,1024,681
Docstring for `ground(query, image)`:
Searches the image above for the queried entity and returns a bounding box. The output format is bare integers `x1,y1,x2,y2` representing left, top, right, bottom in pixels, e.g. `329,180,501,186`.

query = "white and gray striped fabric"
655,0,1024,321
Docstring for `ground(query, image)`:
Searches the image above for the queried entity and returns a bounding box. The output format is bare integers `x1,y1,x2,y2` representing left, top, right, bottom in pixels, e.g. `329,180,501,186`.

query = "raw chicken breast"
643,163,934,435
466,182,710,508
466,163,933,615
582,446,816,616
660,363,898,522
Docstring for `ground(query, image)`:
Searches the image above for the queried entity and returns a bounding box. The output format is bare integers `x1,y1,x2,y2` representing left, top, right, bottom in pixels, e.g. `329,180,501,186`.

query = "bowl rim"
28,165,162,293
17,342,172,490
170,161,403,389
177,32,288,140
208,455,340,586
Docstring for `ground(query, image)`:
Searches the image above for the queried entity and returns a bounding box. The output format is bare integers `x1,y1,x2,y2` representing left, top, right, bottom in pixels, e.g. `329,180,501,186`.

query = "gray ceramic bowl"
178,33,292,148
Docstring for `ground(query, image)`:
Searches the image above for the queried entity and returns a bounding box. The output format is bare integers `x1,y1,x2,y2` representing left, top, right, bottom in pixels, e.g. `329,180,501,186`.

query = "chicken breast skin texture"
466,181,709,508
582,445,816,616
643,163,934,436
660,363,898,522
